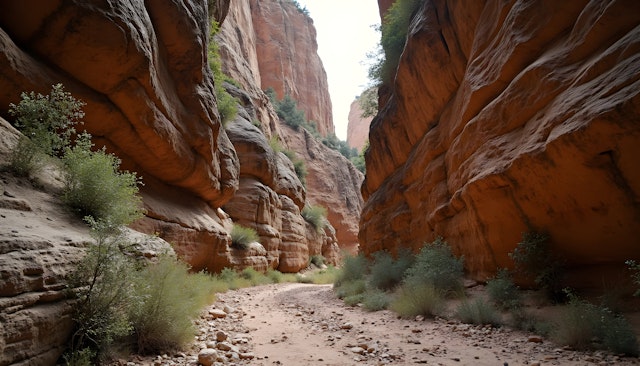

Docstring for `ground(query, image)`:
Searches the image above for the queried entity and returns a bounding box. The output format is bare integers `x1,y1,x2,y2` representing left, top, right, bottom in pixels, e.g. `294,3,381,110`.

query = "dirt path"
121,283,639,366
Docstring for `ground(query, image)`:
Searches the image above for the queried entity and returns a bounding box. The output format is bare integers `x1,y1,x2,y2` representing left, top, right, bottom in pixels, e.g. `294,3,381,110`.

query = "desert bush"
362,289,392,312
62,133,143,227
335,279,367,300
368,249,414,291
509,231,563,300
308,266,339,284
551,291,638,355
8,84,84,176
130,256,218,354
509,307,543,333
230,223,259,249
486,269,521,310
302,205,327,233
334,254,368,287
310,254,325,267
208,20,238,124
455,299,501,326
66,223,141,362
626,260,640,296
403,237,464,295
390,282,444,318
240,267,271,286
266,268,283,283
358,86,378,118
379,0,425,84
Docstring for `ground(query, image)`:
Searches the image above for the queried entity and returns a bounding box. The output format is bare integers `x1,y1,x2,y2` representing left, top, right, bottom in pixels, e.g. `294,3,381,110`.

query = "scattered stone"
197,349,218,366
340,323,353,330
350,346,366,355
216,331,228,342
209,309,227,319
239,352,255,360
216,342,232,351
528,336,543,343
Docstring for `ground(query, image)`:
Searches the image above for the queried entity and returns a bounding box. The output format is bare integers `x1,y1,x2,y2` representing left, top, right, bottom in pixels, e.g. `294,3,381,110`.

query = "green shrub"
455,299,501,326
306,266,339,284
275,94,306,130
368,249,414,291
208,20,238,125
130,256,218,354
310,254,325,267
509,231,563,299
230,223,259,249
626,260,640,296
343,293,366,306
296,274,314,284
8,84,84,176
403,237,464,295
551,292,639,355
266,268,283,283
67,224,141,361
8,136,44,177
240,267,271,286
281,148,308,187
486,269,521,310
62,347,95,366
509,307,543,333
362,289,391,312
334,254,368,287
390,283,444,318
335,279,367,300
62,133,143,227
358,87,378,118
302,205,327,233
379,0,425,84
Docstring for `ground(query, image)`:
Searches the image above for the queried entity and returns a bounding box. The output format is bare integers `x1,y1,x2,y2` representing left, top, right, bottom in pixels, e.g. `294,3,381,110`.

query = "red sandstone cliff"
250,0,334,137
361,0,640,285
347,97,373,151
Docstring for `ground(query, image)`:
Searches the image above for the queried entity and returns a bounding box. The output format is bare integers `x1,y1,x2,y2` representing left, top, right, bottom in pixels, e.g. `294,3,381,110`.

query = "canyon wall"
250,0,334,137
361,0,640,284
347,98,373,151
218,0,364,253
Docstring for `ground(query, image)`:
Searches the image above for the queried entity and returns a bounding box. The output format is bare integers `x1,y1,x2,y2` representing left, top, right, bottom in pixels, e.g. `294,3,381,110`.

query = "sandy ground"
120,282,640,366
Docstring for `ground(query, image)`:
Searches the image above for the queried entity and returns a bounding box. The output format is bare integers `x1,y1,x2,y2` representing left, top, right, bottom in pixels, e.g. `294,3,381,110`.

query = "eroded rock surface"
347,98,372,151
361,0,640,284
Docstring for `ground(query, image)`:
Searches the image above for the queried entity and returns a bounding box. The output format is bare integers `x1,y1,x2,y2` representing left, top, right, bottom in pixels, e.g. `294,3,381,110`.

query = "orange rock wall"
250,0,334,137
361,0,640,283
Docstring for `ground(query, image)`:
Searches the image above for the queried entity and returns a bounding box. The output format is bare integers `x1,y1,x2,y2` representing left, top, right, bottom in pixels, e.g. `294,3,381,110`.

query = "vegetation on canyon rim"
332,234,639,356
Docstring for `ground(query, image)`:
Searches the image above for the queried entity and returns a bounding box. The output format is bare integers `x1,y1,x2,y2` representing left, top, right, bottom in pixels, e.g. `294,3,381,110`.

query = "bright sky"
297,0,381,140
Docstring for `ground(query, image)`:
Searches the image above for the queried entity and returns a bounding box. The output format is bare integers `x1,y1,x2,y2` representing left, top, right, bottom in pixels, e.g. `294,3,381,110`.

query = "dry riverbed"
114,283,640,366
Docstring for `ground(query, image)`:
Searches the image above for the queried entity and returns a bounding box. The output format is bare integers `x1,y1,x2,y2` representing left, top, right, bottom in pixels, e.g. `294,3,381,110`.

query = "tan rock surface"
347,98,372,151
361,0,640,284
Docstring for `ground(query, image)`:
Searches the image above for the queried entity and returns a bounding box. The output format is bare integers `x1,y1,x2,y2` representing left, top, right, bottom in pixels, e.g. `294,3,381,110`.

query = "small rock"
209,309,227,319
223,305,235,314
198,349,218,366
216,342,232,351
216,331,228,342
340,323,353,330
239,352,255,360
350,347,366,355
528,336,543,343
529,362,541,366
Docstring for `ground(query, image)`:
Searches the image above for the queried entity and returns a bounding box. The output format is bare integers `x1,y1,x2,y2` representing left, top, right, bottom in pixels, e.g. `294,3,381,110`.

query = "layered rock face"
0,1,240,272
250,0,334,136
361,0,640,283
347,98,372,151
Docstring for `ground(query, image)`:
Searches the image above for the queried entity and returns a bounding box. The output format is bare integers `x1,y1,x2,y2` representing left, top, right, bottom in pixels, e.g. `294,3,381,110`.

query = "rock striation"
361,0,640,284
